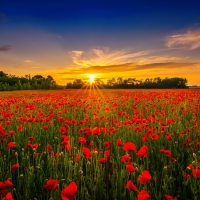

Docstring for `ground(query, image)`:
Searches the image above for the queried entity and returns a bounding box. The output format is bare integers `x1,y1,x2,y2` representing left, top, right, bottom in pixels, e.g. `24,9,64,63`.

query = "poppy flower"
123,142,136,152
104,141,111,148
2,192,14,200
136,145,148,157
126,163,137,173
11,163,20,172
121,155,131,162
164,194,178,200
99,157,107,164
138,170,152,184
92,127,100,136
126,180,138,192
43,125,49,130
137,190,150,200
116,139,123,146
82,147,91,159
44,179,58,191
4,179,13,188
150,133,159,140
78,137,86,145
61,181,78,200
7,142,16,150
104,150,110,158
192,169,200,178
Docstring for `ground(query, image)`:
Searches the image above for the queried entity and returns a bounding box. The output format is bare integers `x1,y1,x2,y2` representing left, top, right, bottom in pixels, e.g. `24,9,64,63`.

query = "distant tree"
0,71,7,77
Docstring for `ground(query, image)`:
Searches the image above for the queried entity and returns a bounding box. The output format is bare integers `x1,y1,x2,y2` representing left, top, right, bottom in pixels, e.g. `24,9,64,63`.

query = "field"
0,89,200,200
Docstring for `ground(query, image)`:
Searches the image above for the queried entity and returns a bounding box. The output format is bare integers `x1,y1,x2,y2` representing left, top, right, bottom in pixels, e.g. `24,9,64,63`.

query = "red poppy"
104,141,111,148
7,142,16,150
44,179,58,191
126,163,137,173
43,125,49,130
123,142,136,152
136,145,148,157
11,163,20,171
4,179,13,188
104,150,110,158
99,157,107,164
138,170,152,184
121,155,131,162
92,127,100,136
126,180,138,192
78,137,86,145
61,181,78,200
137,190,150,200
82,147,91,159
192,169,200,178
164,194,178,200
116,139,123,146
150,133,159,140
2,192,14,200
74,154,80,163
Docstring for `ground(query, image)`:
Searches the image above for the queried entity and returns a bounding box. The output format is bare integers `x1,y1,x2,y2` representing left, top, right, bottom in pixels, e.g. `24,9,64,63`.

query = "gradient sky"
1,0,200,85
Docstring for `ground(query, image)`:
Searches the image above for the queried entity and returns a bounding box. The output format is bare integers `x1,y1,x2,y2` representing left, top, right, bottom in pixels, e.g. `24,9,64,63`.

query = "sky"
1,0,200,86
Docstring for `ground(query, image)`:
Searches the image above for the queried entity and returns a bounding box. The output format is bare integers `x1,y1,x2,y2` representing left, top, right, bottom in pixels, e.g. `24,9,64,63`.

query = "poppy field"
0,89,200,200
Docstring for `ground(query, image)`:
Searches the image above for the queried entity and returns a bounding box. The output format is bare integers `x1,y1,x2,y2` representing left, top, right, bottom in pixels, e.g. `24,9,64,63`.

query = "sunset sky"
1,0,200,85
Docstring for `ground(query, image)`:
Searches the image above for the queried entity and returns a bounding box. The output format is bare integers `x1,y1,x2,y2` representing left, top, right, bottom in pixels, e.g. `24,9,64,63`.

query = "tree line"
0,71,63,91
66,77,188,89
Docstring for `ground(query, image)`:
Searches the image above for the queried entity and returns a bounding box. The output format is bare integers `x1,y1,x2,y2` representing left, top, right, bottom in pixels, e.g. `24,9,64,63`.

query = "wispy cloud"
137,56,182,64
59,62,197,75
0,45,12,51
166,29,200,50
69,48,150,67
0,12,7,22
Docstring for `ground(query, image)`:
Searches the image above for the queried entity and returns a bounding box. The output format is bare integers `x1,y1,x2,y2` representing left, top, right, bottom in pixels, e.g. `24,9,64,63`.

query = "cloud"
59,62,197,75
137,56,182,64
0,45,12,51
24,60,33,63
0,12,7,22
166,29,200,50
69,48,150,67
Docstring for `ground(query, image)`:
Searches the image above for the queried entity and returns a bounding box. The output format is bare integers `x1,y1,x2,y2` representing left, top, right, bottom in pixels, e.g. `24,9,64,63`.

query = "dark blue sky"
1,0,200,85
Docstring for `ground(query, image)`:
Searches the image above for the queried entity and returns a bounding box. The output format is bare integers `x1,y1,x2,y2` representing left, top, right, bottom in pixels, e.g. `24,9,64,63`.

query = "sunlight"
88,74,96,84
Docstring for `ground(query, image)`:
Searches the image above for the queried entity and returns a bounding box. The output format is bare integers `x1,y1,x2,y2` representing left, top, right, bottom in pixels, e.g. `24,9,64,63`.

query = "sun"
88,74,96,83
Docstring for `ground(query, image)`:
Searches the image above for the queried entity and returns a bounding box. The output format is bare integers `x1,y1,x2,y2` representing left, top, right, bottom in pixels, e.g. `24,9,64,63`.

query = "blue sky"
1,0,200,85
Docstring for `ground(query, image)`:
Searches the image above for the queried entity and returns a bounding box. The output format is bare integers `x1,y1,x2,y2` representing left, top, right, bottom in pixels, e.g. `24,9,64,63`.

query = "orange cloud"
166,29,200,50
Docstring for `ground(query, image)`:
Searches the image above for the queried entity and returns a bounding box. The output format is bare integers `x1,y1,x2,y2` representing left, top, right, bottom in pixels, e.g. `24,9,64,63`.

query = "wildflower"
126,180,138,192
137,190,150,200
78,137,86,145
136,145,148,157
138,170,152,184
126,163,137,173
11,163,20,172
82,147,91,159
61,181,78,200
123,142,136,152
192,169,200,178
44,179,58,191
121,155,131,163
104,141,111,148
2,192,14,200
164,194,178,200
116,139,123,146
7,142,16,150
4,179,13,188
99,157,107,164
